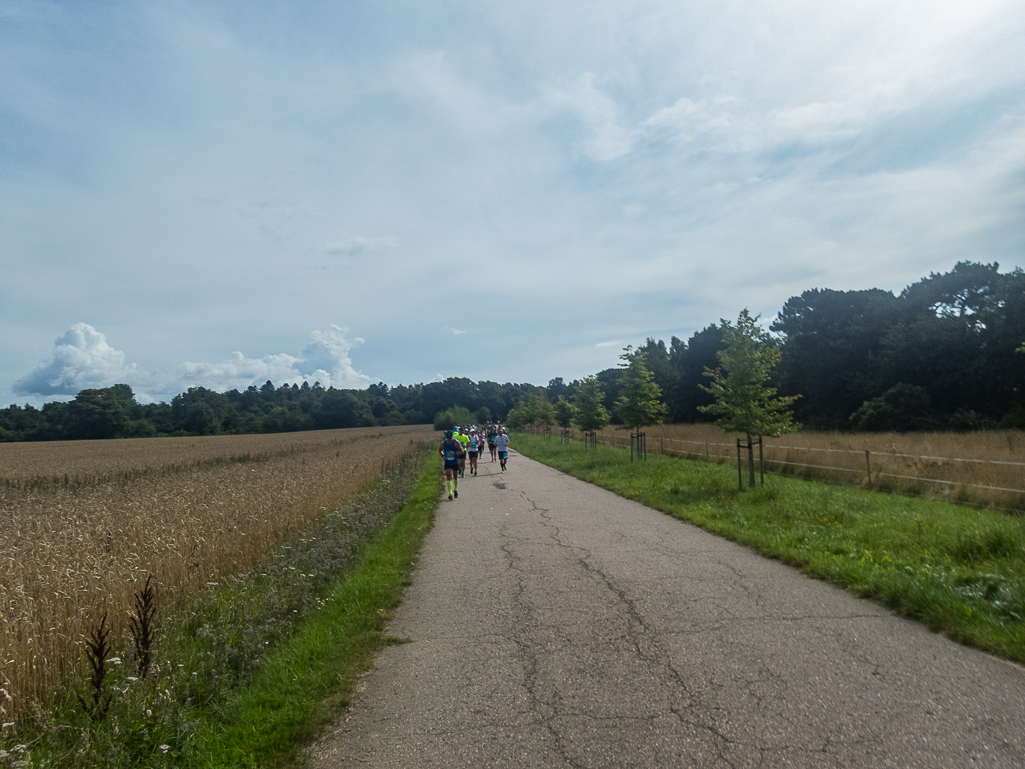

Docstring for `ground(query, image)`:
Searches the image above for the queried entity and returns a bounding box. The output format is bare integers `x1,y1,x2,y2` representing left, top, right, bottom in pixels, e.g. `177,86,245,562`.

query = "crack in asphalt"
506,488,748,767
500,485,929,768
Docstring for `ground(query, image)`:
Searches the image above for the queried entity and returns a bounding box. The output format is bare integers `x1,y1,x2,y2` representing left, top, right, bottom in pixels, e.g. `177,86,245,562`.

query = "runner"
467,429,481,476
438,430,465,500
495,428,510,473
454,427,471,478
487,426,497,462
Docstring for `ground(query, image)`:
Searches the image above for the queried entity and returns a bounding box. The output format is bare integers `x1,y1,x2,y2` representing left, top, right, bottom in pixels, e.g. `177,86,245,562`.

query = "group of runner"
439,423,510,500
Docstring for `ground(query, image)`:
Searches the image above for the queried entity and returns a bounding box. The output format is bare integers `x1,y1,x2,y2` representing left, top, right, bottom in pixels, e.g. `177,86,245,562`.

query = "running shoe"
448,493,453,500
454,490,459,498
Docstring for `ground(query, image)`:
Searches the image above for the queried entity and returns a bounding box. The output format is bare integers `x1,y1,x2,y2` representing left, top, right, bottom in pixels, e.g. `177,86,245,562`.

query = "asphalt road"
309,451,1025,768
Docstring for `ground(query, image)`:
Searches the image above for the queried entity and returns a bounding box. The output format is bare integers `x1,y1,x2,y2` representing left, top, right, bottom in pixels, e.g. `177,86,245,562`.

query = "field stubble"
0,424,436,722
573,425,1025,511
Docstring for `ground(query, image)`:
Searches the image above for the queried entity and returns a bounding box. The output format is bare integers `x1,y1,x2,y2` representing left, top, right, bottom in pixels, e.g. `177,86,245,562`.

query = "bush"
849,383,937,432
433,405,476,431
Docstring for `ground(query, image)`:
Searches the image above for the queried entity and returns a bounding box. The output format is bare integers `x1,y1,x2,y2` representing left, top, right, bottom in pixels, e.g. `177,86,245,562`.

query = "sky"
2,0,1024,406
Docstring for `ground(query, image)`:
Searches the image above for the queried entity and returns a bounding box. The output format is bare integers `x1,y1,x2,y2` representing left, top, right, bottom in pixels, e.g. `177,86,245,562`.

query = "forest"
2,261,1022,442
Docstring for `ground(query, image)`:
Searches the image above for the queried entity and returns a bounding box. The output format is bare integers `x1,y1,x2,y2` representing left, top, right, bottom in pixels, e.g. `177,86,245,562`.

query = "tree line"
595,261,1025,432
2,261,1022,442
0,379,543,442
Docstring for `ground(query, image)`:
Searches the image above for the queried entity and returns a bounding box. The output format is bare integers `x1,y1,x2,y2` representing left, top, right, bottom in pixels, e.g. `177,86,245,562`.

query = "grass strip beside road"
513,433,1025,665
190,455,441,768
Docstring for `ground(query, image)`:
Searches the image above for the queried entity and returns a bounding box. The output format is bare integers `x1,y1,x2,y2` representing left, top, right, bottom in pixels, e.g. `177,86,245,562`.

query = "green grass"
187,456,439,768
3,451,441,768
514,433,1025,663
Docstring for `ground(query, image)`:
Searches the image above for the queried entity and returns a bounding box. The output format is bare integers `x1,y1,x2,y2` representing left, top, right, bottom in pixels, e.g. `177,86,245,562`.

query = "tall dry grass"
0,425,436,722
560,425,1025,511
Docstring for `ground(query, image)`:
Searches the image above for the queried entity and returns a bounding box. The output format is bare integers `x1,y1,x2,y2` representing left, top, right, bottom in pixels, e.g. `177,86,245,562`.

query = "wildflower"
159,744,170,753
107,657,122,666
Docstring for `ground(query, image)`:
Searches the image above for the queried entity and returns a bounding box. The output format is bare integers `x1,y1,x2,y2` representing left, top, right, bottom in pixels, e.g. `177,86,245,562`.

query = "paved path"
310,452,1025,768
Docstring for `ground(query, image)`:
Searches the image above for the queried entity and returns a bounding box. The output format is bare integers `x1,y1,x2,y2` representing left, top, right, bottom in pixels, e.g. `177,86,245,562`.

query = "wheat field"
560,425,1025,511
0,425,437,722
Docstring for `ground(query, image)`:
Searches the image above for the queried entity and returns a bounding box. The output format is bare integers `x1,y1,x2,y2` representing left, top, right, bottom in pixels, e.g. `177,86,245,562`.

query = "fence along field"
564,425,1025,512
0,424,436,722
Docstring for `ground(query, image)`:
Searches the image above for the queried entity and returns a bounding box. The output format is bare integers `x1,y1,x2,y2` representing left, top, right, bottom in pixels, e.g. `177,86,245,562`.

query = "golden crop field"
565,425,1025,511
0,425,437,721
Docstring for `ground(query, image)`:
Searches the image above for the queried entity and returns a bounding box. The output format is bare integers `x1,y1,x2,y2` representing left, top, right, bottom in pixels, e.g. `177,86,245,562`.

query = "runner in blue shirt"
439,430,465,500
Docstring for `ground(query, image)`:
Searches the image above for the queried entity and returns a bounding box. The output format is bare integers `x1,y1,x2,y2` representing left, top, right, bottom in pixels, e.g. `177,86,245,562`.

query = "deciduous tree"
615,346,667,430
700,310,800,485
571,376,610,435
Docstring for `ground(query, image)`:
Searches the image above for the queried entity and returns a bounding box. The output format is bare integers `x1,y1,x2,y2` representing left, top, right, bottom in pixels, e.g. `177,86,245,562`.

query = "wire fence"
539,426,1025,513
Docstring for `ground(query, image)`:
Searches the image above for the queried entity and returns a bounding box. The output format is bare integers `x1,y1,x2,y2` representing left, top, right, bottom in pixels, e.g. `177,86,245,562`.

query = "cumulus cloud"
295,325,370,389
14,324,371,401
13,323,139,396
177,325,370,392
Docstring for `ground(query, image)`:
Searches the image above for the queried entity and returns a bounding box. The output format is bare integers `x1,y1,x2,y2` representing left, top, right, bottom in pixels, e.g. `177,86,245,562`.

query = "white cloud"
550,73,637,161
13,323,139,396
13,324,371,401
595,340,621,348
177,325,370,392
295,325,370,389
641,96,734,145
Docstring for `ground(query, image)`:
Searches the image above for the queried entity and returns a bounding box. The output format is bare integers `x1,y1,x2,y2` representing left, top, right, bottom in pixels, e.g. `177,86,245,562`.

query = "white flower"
107,657,122,666
159,744,170,753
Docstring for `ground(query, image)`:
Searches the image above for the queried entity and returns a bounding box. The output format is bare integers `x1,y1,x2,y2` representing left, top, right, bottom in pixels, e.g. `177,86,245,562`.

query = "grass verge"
1,450,441,768
513,433,1025,664
187,452,440,768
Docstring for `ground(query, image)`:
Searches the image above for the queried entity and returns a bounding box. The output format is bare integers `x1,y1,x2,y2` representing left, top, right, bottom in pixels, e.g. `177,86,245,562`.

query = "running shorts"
444,460,460,470
498,451,508,459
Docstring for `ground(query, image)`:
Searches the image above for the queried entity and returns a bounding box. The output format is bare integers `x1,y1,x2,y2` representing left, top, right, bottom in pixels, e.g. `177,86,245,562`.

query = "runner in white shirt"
495,429,510,473
467,430,481,476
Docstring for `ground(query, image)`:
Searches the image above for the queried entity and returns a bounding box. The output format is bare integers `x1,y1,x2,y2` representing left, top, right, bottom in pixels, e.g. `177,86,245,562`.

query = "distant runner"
439,430,465,500
495,429,510,473
467,429,481,476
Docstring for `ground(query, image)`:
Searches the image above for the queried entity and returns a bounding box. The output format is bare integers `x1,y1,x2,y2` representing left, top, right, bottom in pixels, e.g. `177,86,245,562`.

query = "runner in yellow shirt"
454,427,471,478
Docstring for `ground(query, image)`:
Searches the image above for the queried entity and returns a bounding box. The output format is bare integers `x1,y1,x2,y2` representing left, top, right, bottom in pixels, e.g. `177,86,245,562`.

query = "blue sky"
2,0,1024,405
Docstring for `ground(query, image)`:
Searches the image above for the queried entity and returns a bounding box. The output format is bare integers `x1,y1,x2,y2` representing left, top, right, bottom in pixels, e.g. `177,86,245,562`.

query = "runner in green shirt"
454,427,471,478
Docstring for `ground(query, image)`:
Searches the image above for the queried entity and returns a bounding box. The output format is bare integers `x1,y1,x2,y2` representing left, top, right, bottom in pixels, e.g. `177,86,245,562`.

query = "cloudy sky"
3,0,1024,406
